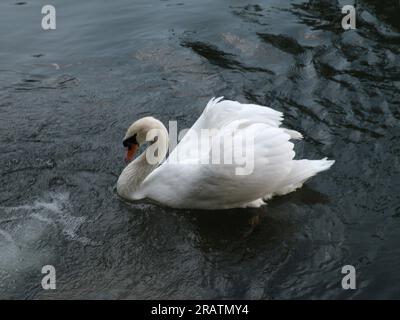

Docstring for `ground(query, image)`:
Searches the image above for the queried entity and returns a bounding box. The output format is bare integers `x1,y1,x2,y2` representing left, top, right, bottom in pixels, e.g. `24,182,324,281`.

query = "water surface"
0,0,399,299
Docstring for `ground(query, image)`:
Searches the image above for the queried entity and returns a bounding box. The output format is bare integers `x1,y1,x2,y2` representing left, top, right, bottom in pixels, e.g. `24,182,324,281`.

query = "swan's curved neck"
117,121,168,201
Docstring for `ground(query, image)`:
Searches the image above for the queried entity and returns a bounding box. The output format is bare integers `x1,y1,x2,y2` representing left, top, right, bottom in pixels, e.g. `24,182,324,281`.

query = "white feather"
121,97,335,209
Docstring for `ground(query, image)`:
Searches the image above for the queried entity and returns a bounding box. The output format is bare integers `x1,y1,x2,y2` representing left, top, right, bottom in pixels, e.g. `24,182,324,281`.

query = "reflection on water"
0,0,399,299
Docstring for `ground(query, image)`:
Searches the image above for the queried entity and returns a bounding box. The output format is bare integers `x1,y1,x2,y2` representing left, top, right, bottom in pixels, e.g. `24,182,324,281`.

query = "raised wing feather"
182,122,295,208
142,98,299,209
168,97,300,163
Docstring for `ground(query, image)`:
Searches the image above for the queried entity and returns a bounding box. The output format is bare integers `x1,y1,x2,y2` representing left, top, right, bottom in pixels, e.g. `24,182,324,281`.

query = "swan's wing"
168,97,302,162
142,121,296,209
189,121,295,208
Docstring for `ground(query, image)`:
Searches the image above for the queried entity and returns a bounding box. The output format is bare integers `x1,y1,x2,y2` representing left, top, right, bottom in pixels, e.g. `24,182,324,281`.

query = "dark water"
0,0,399,299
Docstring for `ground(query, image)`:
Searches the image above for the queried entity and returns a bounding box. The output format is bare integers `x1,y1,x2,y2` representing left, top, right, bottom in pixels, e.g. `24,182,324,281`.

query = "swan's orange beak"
125,144,138,163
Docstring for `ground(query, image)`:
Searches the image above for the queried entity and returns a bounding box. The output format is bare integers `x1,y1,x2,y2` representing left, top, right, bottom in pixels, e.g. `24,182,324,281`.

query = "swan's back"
140,97,334,209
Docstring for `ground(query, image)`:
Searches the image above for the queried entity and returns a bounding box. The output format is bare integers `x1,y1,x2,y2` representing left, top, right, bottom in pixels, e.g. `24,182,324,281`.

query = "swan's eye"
123,134,138,148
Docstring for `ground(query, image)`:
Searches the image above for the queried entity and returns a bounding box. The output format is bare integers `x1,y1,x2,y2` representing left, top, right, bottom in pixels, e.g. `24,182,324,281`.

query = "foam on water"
0,192,98,273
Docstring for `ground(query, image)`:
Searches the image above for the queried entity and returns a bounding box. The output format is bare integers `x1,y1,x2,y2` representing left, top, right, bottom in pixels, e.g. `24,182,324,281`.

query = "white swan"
117,97,334,209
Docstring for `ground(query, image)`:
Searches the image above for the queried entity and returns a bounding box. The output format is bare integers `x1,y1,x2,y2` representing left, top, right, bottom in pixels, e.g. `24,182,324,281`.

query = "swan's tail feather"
268,158,335,198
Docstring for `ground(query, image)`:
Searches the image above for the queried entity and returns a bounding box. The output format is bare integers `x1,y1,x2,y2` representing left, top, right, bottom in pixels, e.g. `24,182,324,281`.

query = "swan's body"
117,97,334,209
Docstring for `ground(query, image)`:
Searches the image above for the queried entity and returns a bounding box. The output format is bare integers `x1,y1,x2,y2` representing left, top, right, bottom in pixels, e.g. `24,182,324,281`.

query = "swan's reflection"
122,184,331,257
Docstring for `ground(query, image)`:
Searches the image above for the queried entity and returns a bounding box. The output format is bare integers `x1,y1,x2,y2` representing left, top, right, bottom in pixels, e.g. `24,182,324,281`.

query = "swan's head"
122,117,168,163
